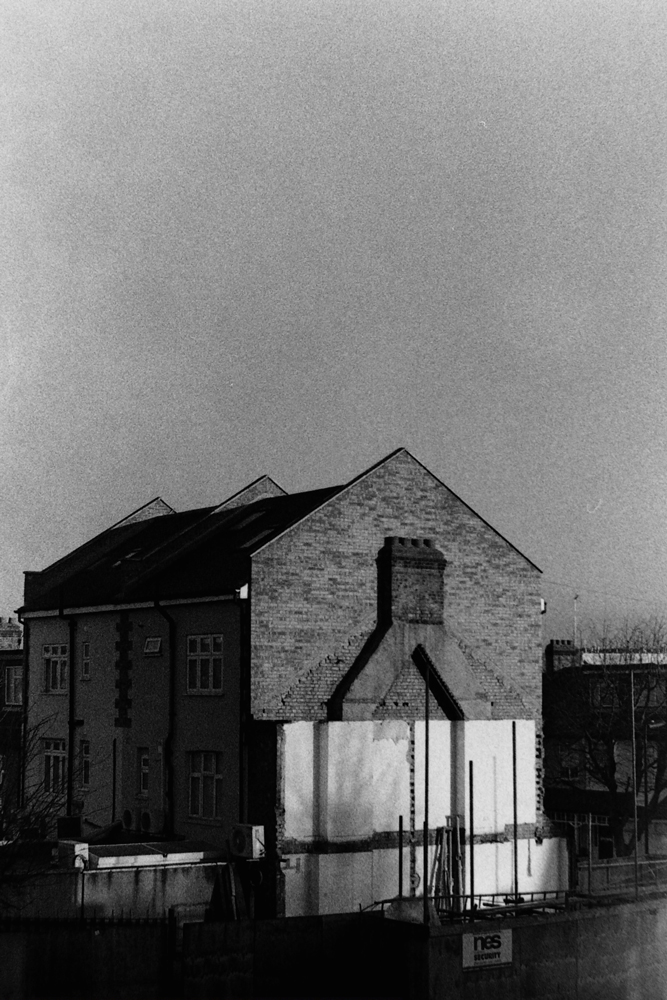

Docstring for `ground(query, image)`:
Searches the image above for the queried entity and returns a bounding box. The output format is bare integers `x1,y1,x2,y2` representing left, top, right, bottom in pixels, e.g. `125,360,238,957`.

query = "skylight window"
239,529,274,549
112,549,142,568
234,511,265,530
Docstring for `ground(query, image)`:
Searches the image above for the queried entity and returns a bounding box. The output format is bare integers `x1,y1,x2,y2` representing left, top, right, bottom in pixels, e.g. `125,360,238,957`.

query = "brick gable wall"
250,450,542,721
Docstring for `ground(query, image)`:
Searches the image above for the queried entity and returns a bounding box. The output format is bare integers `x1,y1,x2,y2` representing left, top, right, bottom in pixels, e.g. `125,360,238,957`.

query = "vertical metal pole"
587,813,593,894
512,721,519,900
424,653,430,924
399,815,403,897
631,671,639,898
111,738,117,822
469,760,474,918
644,722,650,856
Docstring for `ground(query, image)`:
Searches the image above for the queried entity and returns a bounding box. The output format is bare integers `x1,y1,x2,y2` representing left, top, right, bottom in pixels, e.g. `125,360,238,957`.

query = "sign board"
462,930,512,971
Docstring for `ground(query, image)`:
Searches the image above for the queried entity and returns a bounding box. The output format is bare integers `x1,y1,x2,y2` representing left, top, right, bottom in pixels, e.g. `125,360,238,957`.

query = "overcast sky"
2,0,666,641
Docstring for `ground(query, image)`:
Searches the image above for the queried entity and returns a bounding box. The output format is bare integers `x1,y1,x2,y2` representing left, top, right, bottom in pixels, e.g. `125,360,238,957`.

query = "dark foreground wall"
426,898,667,1000
2,896,667,999
0,919,172,1000
183,897,667,1000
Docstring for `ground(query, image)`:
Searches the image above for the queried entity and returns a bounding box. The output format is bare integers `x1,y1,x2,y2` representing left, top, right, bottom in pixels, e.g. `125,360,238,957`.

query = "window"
187,635,223,694
189,752,223,819
80,741,90,788
144,637,162,656
558,743,580,781
44,740,66,794
43,645,68,693
5,665,22,705
138,747,149,795
81,642,90,680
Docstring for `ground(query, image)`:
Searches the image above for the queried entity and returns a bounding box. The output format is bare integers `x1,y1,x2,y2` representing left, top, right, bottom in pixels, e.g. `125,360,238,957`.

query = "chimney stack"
377,537,446,625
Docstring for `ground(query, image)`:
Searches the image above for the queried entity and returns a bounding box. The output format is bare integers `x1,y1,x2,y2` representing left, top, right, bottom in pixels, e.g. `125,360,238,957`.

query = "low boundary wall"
183,894,667,999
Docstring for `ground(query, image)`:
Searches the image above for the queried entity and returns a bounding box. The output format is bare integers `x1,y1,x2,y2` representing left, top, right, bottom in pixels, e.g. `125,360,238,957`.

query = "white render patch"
281,719,555,916
283,719,536,843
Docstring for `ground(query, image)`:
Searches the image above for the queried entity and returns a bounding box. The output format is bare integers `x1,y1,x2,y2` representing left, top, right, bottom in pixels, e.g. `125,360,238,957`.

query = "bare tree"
0,710,71,912
544,617,667,858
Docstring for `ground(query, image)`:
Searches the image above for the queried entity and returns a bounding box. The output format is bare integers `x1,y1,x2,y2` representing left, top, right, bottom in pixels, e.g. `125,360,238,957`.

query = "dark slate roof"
22,486,341,612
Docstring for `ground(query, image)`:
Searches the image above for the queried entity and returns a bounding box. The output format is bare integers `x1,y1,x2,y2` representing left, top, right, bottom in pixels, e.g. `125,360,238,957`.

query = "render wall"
280,720,565,916
250,450,542,722
3,861,224,920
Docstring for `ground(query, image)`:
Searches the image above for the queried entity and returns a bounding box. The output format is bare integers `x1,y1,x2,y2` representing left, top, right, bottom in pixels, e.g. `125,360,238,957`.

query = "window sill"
187,816,223,825
185,691,225,697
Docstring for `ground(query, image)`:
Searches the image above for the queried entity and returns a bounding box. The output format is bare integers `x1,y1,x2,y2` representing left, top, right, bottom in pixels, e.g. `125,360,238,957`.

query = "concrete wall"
181,895,667,1000
4,861,225,920
251,449,543,722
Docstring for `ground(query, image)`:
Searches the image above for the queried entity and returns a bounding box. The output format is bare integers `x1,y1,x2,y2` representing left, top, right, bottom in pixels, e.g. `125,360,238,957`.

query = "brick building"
0,617,23,832
543,639,667,861
19,449,566,915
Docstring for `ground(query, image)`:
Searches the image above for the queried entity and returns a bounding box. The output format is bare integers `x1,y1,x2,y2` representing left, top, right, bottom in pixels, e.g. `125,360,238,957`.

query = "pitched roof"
21,486,341,612
20,446,539,613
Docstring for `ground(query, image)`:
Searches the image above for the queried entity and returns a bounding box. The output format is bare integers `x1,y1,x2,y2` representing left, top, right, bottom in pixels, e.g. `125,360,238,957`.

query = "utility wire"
542,577,666,608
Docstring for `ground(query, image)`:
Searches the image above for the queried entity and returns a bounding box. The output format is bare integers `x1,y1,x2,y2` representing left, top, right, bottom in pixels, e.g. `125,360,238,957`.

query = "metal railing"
578,856,667,896
361,889,570,922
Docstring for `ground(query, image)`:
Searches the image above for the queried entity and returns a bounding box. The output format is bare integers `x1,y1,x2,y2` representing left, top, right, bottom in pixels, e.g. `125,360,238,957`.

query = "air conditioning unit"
230,824,265,860
136,808,165,834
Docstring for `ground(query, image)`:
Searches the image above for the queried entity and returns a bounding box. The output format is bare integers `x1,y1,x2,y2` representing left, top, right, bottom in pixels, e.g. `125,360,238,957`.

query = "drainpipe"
155,602,176,837
17,611,28,810
60,609,77,817
237,585,250,825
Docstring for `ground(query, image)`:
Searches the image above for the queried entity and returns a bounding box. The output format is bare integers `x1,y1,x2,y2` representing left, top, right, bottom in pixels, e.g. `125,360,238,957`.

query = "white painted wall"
282,719,565,916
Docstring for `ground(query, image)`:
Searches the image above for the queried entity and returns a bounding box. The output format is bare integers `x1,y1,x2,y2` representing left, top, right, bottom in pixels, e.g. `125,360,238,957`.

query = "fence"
363,889,570,922
577,855,667,895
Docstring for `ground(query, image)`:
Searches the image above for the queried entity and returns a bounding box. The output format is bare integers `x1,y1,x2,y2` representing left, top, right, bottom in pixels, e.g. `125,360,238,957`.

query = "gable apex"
213,475,287,512
250,447,540,572
111,497,177,528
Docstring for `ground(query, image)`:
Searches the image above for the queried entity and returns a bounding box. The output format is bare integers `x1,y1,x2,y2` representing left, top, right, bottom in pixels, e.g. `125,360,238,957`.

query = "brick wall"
250,450,542,722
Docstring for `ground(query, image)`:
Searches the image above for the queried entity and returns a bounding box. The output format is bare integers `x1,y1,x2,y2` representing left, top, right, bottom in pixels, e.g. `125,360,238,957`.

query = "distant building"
19,449,566,916
0,616,22,650
543,639,667,862
0,617,23,832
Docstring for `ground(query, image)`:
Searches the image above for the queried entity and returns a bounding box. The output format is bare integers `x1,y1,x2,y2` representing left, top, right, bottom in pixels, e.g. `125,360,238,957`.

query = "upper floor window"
189,751,223,819
5,664,22,706
43,645,68,693
137,746,149,795
187,635,223,694
80,740,90,788
44,739,66,794
81,642,90,680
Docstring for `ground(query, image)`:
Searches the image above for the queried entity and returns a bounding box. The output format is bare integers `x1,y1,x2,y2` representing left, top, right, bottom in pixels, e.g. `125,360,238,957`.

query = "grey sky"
2,0,666,639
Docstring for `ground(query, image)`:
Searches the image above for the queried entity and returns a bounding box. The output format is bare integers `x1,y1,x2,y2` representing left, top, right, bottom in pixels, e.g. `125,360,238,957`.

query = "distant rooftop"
0,617,21,650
